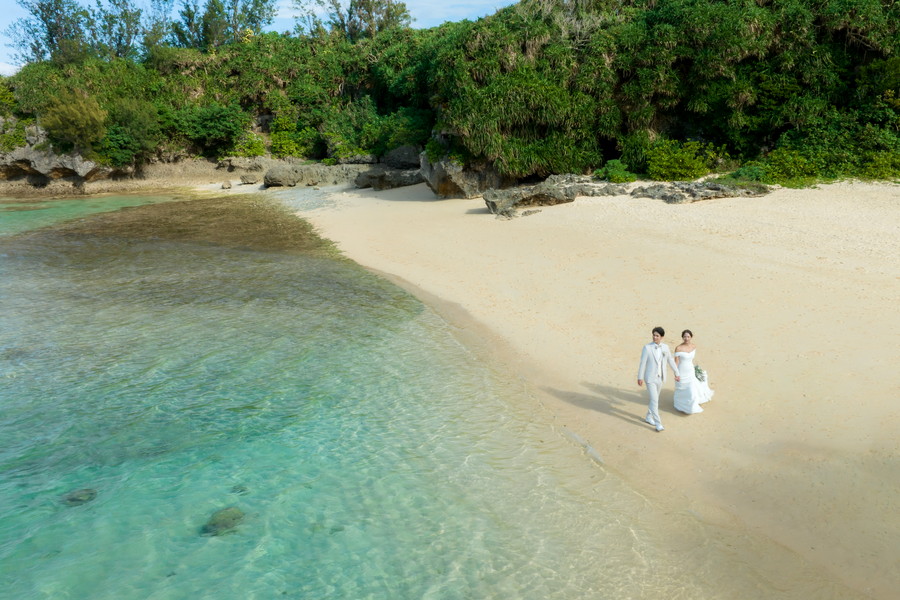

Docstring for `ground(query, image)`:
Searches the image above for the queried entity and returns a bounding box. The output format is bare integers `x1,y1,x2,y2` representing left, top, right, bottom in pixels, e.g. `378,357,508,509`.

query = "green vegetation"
0,116,31,152
41,90,107,154
1,0,898,184
594,160,637,184
0,78,16,116
646,140,727,182
100,97,162,165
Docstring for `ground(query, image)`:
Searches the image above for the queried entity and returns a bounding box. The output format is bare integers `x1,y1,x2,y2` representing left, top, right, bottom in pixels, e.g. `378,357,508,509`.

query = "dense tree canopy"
2,0,898,182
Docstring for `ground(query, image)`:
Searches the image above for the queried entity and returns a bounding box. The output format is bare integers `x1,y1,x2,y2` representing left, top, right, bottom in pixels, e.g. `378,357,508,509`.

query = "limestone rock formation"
1,146,120,185
200,506,244,536
337,154,378,164
263,163,372,187
217,157,281,172
630,181,769,203
419,154,516,199
381,145,421,169
484,175,627,216
355,165,423,190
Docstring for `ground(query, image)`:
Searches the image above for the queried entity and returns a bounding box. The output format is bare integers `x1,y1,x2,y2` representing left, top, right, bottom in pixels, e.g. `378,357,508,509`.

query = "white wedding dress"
673,350,714,414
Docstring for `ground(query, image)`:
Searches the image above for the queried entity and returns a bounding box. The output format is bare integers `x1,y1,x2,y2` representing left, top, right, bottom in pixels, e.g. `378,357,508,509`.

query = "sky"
0,0,517,76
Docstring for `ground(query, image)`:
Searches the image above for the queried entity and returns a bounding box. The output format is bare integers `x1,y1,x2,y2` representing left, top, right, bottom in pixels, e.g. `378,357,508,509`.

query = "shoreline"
0,158,261,198
4,171,898,597
296,181,900,600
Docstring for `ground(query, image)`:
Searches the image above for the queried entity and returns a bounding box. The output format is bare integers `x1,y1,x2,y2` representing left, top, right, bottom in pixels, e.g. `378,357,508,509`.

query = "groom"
637,327,680,432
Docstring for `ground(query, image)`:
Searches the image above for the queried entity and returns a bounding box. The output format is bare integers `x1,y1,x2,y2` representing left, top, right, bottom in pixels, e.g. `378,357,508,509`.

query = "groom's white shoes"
645,415,664,431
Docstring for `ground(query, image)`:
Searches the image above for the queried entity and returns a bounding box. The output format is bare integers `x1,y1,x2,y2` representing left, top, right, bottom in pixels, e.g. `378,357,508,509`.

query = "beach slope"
301,181,900,599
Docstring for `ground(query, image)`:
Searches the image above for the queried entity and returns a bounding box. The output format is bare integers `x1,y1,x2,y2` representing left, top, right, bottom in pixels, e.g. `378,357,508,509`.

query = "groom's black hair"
652,327,665,336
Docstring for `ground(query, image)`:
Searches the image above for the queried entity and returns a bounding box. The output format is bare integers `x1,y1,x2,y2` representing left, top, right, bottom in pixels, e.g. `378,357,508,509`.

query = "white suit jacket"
638,342,678,383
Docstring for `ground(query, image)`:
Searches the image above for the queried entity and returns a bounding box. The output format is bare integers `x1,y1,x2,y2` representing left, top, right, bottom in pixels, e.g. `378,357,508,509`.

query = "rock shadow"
465,205,492,215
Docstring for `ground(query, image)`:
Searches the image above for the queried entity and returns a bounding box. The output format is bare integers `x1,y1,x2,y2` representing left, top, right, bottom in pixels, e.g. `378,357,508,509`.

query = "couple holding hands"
637,327,714,432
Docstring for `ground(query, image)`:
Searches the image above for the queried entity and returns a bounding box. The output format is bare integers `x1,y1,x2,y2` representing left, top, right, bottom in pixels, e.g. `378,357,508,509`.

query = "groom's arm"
637,346,649,385
664,347,680,381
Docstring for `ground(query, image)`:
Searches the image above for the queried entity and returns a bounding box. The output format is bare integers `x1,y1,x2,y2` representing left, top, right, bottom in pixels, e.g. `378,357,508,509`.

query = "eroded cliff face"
0,119,136,190
1,147,126,184
0,126,431,196
0,119,526,201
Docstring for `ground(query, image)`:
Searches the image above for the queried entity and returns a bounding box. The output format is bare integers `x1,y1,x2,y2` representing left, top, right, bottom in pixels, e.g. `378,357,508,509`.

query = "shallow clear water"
0,192,861,599
0,195,175,237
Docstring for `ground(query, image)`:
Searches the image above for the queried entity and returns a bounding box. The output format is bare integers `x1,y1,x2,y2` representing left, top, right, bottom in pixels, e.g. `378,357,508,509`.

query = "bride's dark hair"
681,329,693,338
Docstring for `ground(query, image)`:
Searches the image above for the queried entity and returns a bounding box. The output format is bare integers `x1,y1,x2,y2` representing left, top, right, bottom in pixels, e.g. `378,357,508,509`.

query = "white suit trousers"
645,380,662,427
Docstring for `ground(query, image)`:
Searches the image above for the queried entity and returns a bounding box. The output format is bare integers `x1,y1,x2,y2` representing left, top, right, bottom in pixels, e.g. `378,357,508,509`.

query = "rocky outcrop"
0,146,123,185
200,506,244,536
0,121,425,194
355,165,423,190
484,174,627,216
631,181,769,203
217,156,285,172
1,121,121,185
337,154,378,165
419,154,516,199
263,163,373,187
484,176,771,217
381,145,421,169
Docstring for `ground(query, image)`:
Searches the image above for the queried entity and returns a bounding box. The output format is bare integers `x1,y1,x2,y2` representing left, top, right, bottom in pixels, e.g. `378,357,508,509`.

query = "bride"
673,330,714,414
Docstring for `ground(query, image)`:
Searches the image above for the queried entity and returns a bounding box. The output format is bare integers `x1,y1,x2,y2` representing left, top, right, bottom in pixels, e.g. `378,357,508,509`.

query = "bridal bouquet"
694,364,706,382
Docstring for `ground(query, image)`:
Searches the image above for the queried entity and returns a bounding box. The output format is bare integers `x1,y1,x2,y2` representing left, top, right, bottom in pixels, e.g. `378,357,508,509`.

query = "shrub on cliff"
233,132,266,157
316,97,431,160
0,117,31,152
0,78,15,117
97,98,161,166
41,90,107,154
176,103,249,157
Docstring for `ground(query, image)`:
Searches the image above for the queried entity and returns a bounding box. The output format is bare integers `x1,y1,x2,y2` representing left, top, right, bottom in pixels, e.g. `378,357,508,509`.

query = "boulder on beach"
355,166,423,190
419,154,516,199
483,175,627,216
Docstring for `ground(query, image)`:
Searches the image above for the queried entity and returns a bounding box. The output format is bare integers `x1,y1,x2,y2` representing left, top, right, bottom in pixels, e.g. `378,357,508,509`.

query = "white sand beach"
300,181,900,599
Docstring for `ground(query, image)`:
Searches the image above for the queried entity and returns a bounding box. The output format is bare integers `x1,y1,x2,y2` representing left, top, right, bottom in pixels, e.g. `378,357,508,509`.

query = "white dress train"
673,350,714,414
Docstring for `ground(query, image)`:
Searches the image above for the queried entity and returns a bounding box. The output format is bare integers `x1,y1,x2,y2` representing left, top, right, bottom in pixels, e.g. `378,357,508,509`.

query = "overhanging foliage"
3,0,898,182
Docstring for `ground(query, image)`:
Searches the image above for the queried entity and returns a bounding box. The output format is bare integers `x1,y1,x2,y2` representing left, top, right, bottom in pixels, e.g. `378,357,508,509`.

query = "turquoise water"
0,193,862,599
0,195,174,237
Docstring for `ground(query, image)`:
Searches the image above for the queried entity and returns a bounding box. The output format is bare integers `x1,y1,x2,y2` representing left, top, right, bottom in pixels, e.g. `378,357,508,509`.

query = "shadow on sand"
542,382,683,429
